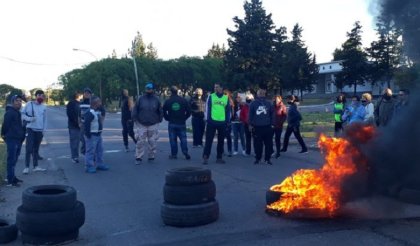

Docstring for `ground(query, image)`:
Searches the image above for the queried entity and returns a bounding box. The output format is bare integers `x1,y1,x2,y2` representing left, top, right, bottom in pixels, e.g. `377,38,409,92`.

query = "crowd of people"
1,83,411,185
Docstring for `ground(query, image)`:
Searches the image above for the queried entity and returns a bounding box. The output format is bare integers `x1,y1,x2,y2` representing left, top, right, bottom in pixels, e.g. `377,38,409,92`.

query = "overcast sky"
0,0,377,91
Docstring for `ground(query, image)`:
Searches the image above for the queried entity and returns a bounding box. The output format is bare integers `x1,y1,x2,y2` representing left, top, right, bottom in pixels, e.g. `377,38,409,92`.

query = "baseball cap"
83,87,93,94
10,94,23,104
145,82,154,90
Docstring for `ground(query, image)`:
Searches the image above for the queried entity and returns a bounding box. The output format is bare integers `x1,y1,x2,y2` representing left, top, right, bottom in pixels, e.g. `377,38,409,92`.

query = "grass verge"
301,111,335,138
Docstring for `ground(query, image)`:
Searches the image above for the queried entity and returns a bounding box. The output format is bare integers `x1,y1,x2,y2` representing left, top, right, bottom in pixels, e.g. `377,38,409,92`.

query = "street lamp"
72,48,102,99
131,41,140,97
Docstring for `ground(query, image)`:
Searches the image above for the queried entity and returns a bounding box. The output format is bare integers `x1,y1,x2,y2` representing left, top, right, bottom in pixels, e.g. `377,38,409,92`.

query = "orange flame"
267,125,375,216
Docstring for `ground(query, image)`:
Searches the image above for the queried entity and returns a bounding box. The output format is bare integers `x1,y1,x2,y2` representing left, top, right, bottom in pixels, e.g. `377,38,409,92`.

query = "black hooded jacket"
1,106,25,141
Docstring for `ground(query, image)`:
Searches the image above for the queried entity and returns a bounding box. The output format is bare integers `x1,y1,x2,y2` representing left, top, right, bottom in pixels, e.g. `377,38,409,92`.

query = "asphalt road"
1,106,420,246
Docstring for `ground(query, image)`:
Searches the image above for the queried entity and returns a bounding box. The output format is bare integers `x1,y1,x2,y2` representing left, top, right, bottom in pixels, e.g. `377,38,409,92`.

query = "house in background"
312,60,398,96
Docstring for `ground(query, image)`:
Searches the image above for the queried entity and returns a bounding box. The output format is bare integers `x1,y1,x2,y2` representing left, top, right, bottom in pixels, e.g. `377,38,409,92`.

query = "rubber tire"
21,230,79,245
16,201,85,237
164,180,216,205
161,201,219,227
165,167,212,186
22,185,77,212
266,189,283,205
0,218,18,244
398,188,420,205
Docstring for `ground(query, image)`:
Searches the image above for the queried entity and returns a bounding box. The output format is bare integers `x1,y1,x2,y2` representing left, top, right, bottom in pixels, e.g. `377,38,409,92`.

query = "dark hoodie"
248,97,274,127
132,93,163,126
1,105,25,141
163,94,191,125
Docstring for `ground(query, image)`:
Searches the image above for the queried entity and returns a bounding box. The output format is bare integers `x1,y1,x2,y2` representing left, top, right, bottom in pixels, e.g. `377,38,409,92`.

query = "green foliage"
394,64,420,89
334,21,369,94
224,0,276,90
205,43,226,59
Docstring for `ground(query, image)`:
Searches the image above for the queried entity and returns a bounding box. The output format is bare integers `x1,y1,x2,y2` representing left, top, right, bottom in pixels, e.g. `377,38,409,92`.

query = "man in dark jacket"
132,82,163,164
202,83,231,164
375,88,396,127
163,86,191,160
1,95,25,186
120,89,136,152
249,89,275,165
281,95,308,153
66,91,82,163
190,88,206,147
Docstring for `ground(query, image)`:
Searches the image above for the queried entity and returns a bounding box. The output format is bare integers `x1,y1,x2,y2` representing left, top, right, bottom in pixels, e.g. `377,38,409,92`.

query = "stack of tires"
16,185,85,245
161,167,219,227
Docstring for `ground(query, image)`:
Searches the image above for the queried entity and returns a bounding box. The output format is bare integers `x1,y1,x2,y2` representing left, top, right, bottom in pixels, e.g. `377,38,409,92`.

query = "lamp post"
131,41,140,97
72,48,102,99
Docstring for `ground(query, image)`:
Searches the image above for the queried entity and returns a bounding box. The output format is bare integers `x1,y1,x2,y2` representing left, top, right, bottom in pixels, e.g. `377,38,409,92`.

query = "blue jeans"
6,138,22,183
69,128,80,159
232,122,245,152
84,134,104,169
168,123,188,156
191,116,205,146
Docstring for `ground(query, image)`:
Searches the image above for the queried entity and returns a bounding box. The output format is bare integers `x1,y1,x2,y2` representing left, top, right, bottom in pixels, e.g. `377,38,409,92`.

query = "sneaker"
265,160,273,165
233,151,238,156
254,160,261,165
135,158,142,165
202,156,209,165
33,166,46,172
198,145,203,148
299,150,309,154
242,150,247,156
275,152,281,159
125,146,130,152
14,177,23,183
97,165,109,171
227,152,232,157
148,157,155,161
22,168,29,174
216,158,226,164
37,156,44,161
185,154,191,160
6,182,20,187
85,167,97,173
72,158,80,164
169,155,177,159
280,149,287,152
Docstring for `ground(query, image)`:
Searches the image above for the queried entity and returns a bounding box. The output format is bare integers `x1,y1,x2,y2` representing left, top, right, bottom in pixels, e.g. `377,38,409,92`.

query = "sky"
0,0,378,91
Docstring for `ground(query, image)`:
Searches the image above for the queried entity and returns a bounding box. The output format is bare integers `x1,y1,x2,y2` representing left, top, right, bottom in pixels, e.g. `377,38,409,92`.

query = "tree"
334,21,369,95
131,31,147,58
205,43,226,59
366,18,402,88
0,84,16,102
145,43,158,59
111,49,117,59
224,0,276,90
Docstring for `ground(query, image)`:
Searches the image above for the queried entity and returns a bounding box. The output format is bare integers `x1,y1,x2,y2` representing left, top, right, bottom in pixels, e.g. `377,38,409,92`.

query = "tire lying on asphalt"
16,201,85,237
22,185,77,212
163,180,216,205
266,189,283,206
165,167,212,186
0,218,18,244
161,200,219,227
20,230,79,245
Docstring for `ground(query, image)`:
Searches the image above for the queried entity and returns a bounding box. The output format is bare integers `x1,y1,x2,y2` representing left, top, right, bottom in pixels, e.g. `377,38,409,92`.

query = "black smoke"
371,0,420,63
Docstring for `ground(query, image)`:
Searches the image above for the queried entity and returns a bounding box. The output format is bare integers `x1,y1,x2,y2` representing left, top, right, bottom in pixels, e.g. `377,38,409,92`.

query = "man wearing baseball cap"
132,82,163,164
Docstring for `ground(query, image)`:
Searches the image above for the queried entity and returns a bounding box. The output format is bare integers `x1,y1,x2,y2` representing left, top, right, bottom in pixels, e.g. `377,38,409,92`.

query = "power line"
0,55,87,66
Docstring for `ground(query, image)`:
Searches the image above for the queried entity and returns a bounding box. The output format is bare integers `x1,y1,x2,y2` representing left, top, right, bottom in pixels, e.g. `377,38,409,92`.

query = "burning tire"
161,201,219,227
0,218,18,244
266,189,283,205
165,167,212,186
16,201,85,237
22,185,77,212
163,180,216,205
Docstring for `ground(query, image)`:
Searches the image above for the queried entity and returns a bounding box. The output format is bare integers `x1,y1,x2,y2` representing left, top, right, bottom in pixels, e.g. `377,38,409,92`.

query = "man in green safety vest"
202,83,231,164
333,95,345,136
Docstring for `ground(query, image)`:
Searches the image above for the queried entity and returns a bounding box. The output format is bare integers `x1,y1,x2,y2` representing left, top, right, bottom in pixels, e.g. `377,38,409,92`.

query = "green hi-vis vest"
334,103,344,122
211,93,228,122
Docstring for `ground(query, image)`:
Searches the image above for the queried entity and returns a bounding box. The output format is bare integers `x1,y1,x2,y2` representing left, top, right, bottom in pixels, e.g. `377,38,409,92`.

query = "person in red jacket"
239,93,254,156
273,95,287,158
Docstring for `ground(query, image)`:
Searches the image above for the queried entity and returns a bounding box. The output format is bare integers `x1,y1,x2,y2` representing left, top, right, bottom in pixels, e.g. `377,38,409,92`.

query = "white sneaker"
33,166,46,172
242,150,247,156
22,168,29,174
233,151,238,155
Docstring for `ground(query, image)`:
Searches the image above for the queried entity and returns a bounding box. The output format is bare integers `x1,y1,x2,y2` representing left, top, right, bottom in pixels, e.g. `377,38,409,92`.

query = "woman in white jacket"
362,93,374,125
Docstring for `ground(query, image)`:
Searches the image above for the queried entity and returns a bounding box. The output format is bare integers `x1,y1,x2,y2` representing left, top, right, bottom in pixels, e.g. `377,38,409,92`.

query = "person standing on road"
273,95,287,159
374,88,396,127
132,82,163,164
281,95,308,154
66,91,83,163
394,89,410,116
232,93,246,156
342,95,366,124
1,95,25,186
240,93,254,156
333,95,345,136
83,96,109,173
202,83,231,165
224,89,234,157
190,88,206,148
163,86,191,160
22,90,47,174
249,89,275,165
362,93,374,125
120,89,137,152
